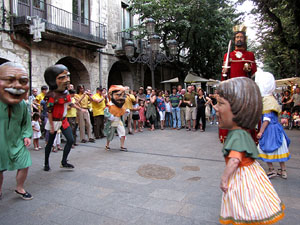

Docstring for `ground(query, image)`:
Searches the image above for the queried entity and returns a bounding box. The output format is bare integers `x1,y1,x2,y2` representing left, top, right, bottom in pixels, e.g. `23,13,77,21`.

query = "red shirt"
222,50,257,80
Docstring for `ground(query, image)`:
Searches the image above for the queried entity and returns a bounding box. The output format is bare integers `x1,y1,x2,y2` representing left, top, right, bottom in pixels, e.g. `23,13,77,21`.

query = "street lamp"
124,18,177,89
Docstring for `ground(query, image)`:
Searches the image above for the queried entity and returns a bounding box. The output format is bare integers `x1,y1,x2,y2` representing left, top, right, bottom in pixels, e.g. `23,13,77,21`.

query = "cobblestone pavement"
0,125,299,225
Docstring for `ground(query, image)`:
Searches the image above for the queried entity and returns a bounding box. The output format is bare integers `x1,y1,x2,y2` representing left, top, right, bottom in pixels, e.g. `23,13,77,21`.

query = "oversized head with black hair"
44,64,70,91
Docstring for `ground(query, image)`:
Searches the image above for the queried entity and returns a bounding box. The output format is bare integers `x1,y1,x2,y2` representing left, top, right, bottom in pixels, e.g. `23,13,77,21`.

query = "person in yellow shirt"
66,89,78,146
34,85,48,137
90,88,106,139
34,85,48,111
75,84,95,143
123,86,136,134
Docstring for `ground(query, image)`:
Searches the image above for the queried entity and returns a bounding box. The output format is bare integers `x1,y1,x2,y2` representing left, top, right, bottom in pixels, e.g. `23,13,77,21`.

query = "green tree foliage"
245,0,300,78
128,0,240,79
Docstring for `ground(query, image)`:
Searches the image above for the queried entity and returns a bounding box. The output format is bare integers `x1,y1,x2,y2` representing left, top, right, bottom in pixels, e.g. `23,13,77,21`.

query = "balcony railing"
12,0,106,46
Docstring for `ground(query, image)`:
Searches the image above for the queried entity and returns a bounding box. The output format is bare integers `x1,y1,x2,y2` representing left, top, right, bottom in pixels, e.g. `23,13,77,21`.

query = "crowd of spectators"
24,83,220,152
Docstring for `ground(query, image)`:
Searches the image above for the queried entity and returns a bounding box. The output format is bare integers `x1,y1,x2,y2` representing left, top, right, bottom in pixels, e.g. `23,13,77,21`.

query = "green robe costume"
0,100,32,171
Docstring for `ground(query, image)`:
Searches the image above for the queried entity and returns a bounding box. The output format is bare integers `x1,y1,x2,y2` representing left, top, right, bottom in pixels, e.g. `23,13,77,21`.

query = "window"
122,2,132,39
122,3,131,31
33,0,45,10
73,0,89,25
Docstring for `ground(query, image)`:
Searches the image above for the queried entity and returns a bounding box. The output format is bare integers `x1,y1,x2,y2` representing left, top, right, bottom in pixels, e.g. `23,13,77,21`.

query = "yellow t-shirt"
91,93,105,116
66,98,77,118
123,94,136,110
75,93,89,108
35,92,45,109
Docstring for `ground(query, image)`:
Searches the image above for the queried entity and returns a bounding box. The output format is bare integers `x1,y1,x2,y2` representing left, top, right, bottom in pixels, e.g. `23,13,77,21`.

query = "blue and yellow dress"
258,96,290,162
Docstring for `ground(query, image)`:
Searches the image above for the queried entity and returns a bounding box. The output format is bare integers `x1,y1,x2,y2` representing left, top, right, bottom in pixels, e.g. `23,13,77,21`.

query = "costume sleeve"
262,112,272,122
46,96,55,113
250,52,257,75
104,107,112,118
21,101,33,139
228,150,242,162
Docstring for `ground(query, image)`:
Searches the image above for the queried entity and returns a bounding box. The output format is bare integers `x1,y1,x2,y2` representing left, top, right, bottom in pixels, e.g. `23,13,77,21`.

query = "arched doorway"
108,61,132,89
56,57,90,91
0,58,9,65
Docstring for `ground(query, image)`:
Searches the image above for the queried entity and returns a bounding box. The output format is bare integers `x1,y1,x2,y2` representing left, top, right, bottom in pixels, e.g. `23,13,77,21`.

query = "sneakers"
15,190,33,200
60,162,75,169
210,122,213,125
267,169,277,179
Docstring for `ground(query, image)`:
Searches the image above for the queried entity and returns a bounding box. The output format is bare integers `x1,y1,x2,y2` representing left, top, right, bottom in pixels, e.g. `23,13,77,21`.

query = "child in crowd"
138,100,146,132
156,91,166,130
165,96,172,128
32,113,42,151
132,101,140,133
256,72,290,179
292,110,300,127
280,110,290,127
217,77,284,225
52,130,62,152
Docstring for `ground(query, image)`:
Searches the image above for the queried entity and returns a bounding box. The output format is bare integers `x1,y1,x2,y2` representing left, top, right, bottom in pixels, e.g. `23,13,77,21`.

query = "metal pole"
149,46,155,89
151,67,155,89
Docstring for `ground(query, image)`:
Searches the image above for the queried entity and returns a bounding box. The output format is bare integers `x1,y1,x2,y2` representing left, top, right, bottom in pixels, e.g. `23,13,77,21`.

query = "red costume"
219,50,258,144
221,50,257,80
45,91,72,130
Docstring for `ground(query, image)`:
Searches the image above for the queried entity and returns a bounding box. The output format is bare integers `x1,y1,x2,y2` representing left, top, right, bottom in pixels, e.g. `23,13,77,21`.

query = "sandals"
105,146,110,151
15,190,33,200
277,169,287,179
120,147,128,152
267,168,277,179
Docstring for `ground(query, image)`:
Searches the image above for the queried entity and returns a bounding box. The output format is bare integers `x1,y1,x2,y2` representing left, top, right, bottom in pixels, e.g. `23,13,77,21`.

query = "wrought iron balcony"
12,0,107,48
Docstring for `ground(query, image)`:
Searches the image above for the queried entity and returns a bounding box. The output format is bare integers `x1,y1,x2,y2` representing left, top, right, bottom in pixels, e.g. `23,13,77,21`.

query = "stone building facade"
0,0,177,93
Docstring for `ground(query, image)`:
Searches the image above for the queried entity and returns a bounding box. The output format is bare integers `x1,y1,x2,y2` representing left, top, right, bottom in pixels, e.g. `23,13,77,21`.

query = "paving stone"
149,188,187,202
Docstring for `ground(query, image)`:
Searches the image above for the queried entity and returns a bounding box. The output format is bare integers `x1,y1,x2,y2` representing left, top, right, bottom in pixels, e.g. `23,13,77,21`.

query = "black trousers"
67,117,77,144
195,107,206,131
45,126,74,166
94,115,104,138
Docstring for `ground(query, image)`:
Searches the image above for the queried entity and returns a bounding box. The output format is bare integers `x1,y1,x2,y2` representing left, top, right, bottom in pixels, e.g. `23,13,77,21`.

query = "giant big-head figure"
108,85,126,108
0,62,29,105
44,64,70,92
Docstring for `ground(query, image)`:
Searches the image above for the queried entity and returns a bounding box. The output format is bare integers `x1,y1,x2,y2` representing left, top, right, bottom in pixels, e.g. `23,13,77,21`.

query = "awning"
207,79,220,86
184,72,209,83
160,77,179,83
276,77,300,87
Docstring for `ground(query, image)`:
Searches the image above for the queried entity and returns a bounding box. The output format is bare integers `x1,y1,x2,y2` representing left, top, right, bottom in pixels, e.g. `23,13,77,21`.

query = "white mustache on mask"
4,88,26,95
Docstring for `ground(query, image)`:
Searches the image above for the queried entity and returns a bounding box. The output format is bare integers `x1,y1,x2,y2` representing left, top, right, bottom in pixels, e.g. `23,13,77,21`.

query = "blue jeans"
165,112,172,127
172,107,181,128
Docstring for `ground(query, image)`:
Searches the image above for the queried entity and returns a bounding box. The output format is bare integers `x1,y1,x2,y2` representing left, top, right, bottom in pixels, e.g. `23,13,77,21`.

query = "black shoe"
81,139,87,143
44,165,50,171
60,162,74,169
89,138,95,143
15,190,33,200
120,147,128,152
